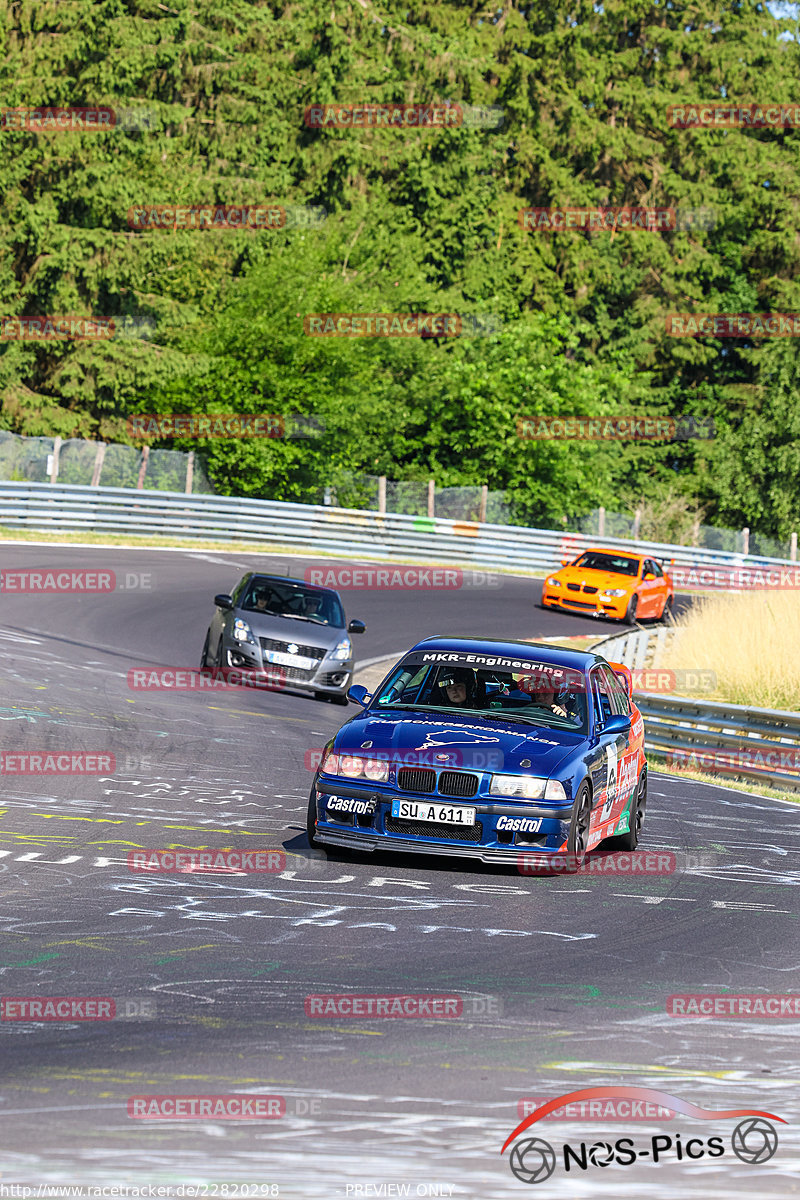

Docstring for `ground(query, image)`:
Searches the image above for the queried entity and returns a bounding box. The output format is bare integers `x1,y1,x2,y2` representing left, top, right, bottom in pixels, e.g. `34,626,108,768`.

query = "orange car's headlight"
599,588,627,598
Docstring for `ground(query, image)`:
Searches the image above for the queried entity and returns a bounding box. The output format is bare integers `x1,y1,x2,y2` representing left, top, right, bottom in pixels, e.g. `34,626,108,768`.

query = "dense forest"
1,0,800,538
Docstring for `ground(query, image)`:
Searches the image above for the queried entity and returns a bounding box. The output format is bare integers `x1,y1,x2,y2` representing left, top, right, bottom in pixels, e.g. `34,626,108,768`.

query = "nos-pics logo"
501,1087,785,1184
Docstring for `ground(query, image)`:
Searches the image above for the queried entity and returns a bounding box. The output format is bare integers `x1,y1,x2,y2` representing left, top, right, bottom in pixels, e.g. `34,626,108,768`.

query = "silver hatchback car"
200,572,366,704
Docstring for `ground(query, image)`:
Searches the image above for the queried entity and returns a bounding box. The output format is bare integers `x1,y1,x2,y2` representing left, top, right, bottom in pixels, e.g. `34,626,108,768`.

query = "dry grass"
669,590,800,711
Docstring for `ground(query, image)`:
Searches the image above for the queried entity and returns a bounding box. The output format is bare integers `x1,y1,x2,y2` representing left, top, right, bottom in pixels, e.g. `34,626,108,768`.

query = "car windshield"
572,552,640,577
372,660,588,733
240,578,344,627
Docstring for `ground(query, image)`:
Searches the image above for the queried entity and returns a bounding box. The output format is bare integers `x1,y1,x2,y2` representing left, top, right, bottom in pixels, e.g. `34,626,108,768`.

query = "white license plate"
267,649,316,669
391,800,476,825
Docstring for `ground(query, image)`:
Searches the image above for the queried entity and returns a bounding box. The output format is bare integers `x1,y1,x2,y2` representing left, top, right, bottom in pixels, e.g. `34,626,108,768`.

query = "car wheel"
200,631,210,669
214,636,225,669
333,693,349,707
607,771,647,851
623,594,639,625
306,785,320,847
660,595,674,623
564,782,592,872
314,690,330,703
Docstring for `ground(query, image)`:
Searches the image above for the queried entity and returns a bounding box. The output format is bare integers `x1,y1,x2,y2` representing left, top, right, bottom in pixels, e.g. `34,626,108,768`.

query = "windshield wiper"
280,614,326,624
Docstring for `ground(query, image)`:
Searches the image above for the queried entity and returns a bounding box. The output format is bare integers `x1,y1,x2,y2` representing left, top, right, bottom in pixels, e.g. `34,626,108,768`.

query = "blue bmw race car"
307,636,648,867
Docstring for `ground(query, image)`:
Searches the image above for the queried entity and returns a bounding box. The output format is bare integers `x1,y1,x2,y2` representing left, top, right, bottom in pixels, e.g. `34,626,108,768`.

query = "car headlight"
490,774,547,800
490,775,567,801
600,588,626,598
233,618,255,643
546,577,562,587
320,751,388,783
330,637,352,661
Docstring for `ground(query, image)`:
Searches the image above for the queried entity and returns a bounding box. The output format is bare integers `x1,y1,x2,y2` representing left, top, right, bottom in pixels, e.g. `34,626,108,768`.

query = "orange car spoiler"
607,660,633,699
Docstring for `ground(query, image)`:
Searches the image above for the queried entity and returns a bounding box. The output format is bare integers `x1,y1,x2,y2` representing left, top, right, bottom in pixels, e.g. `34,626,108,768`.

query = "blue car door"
588,664,633,844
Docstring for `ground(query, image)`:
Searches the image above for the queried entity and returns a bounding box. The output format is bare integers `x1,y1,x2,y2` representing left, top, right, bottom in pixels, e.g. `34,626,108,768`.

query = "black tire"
607,772,647,851
623,594,639,625
333,693,349,706
314,690,329,703
660,595,674,623
564,782,592,872
215,636,225,668
306,785,320,847
200,631,210,669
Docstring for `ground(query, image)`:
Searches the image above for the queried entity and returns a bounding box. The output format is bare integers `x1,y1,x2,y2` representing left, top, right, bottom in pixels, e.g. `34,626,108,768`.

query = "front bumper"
222,637,352,695
542,590,627,619
312,778,573,859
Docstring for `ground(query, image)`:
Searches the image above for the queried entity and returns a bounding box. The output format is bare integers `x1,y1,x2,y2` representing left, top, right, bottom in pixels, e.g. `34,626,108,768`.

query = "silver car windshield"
240,579,345,627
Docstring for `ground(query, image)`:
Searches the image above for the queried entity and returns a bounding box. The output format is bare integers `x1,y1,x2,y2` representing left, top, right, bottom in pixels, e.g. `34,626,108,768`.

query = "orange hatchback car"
541,547,674,624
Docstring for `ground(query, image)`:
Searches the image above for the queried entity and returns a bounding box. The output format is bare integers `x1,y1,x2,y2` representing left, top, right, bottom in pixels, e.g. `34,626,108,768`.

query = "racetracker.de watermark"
517,415,715,441
518,1097,676,1120
128,1095,284,1120
0,570,152,593
518,206,715,232
1,996,155,1021
631,668,717,693
667,994,800,1017
0,106,156,133
128,414,324,439
519,206,675,231
671,564,800,591
304,102,502,129
126,667,288,691
303,566,500,589
306,747,505,772
0,752,115,775
517,851,721,876
667,312,800,337
127,850,285,874
667,103,800,128
304,993,501,1018
666,747,800,774
127,203,325,230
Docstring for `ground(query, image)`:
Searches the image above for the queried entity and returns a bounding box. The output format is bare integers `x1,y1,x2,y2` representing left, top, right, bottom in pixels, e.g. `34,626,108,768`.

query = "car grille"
259,637,325,682
563,599,595,608
567,582,581,592
260,638,326,660
397,767,436,793
583,585,598,595
438,771,479,798
396,768,479,797
384,817,482,842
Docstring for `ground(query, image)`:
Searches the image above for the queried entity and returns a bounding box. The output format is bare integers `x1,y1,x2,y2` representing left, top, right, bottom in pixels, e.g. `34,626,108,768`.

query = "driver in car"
438,667,477,708
519,674,569,718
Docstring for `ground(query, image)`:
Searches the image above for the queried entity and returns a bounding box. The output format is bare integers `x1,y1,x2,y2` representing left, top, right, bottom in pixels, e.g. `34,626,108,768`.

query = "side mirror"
214,593,233,610
347,619,366,634
560,559,569,567
643,572,655,581
603,713,631,736
346,685,371,707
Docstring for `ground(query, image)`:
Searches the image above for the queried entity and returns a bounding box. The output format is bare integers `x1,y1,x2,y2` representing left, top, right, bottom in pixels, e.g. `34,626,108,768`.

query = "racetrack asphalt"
0,545,797,1198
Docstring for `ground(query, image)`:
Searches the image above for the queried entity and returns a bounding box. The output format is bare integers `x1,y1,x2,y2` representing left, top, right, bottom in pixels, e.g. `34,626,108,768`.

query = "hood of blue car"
336,709,580,778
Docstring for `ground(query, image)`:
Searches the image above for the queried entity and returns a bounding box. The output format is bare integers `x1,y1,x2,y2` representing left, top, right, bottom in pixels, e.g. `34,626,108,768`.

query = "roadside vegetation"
669,591,800,711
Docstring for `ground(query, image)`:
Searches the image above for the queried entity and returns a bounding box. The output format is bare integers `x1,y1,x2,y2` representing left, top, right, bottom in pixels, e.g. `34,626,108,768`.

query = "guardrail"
1,481,798,583
592,630,800,793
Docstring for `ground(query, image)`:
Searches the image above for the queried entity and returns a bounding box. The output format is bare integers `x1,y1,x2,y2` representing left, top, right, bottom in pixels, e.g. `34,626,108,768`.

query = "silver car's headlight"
490,775,567,802
600,588,626,598
330,637,352,662
233,618,255,643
